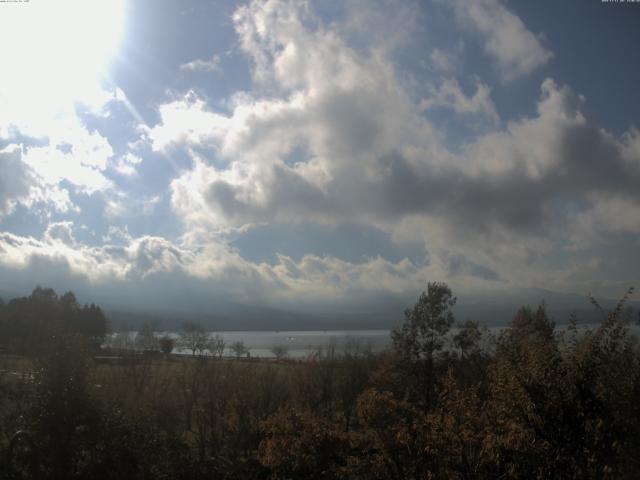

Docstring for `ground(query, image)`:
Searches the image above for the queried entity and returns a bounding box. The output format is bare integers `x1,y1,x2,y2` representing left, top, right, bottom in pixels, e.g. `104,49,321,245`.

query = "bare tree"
159,335,175,355
208,334,226,359
109,331,134,351
135,321,158,352
179,321,210,357
271,344,288,361
230,340,249,359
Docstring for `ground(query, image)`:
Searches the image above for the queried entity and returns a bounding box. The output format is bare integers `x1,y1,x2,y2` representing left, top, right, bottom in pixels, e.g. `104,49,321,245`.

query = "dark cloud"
231,222,426,265
445,253,501,281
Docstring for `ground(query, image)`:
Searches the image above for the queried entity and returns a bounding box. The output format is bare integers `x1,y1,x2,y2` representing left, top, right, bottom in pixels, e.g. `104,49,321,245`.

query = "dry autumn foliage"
1,283,639,479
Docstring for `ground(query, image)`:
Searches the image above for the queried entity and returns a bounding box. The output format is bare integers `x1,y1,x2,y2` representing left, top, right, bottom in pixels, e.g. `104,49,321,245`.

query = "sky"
0,0,639,317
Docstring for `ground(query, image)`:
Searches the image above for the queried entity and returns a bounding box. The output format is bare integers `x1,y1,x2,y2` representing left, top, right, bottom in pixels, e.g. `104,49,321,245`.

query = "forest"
0,283,639,479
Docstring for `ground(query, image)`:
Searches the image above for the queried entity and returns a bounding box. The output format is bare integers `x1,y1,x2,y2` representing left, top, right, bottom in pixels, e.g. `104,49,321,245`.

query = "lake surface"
110,330,393,358
188,330,393,358
109,323,639,359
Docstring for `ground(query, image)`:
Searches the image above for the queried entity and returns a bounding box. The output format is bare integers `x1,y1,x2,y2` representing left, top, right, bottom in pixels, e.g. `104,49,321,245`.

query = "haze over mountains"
1,283,634,331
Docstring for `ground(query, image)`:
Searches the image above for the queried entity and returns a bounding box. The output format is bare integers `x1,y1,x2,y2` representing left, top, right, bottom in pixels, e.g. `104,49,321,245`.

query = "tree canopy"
0,287,109,354
391,281,456,361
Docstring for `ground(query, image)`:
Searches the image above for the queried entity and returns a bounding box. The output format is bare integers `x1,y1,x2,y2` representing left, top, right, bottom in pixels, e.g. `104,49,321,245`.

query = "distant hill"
0,288,23,303
105,288,639,332
2,285,637,332
105,306,403,332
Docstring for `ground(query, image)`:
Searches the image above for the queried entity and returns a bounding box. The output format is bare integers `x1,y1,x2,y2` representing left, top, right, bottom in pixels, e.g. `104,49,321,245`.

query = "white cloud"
0,77,119,216
420,77,499,124
462,78,587,178
44,221,77,247
568,196,640,249
151,0,442,230
147,92,229,152
428,46,462,74
0,231,123,282
102,225,133,245
445,0,553,81
0,144,76,216
1,0,637,304
158,11,639,294
22,145,111,194
0,145,33,218
340,0,421,56
142,1,640,297
104,191,163,219
112,153,143,176
180,54,222,73
0,228,435,306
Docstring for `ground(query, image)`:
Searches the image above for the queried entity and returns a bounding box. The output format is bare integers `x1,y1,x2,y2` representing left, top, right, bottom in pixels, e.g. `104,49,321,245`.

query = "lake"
109,330,393,358
108,323,638,358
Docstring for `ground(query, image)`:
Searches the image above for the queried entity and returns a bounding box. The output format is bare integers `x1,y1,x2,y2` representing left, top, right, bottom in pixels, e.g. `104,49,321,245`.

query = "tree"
259,408,350,479
392,282,456,361
109,331,133,351
135,321,158,352
0,287,108,354
453,319,483,359
208,334,226,359
159,335,175,355
33,334,102,479
507,304,555,345
78,303,109,350
230,340,249,359
179,321,210,357
271,344,288,361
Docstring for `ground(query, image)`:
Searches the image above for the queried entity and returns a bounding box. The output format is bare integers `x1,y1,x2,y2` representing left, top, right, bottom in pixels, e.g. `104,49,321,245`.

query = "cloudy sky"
0,0,639,315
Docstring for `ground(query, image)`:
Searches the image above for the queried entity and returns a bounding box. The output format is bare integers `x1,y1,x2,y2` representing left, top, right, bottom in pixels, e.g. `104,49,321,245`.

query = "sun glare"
0,0,125,118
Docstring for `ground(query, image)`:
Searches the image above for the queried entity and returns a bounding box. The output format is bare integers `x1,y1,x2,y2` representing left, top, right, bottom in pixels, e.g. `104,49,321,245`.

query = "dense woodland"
0,287,108,354
0,283,639,479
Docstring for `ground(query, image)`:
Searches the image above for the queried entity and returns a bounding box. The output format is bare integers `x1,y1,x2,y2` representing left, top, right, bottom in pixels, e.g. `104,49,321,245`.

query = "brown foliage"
1,283,640,479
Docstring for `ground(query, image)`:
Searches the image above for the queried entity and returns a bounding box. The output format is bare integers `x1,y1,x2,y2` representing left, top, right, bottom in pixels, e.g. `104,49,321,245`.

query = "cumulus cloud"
22,145,112,194
104,191,163,219
420,77,499,124
44,221,77,246
152,0,443,230
0,86,120,224
0,228,439,309
147,93,229,152
445,0,553,81
148,0,639,295
112,153,143,176
0,144,76,216
155,1,638,243
0,145,33,217
2,0,637,306
391,78,640,256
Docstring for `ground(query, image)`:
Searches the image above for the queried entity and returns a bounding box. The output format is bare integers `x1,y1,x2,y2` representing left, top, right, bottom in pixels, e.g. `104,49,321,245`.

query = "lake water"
109,323,639,359
186,330,393,358
110,330,393,358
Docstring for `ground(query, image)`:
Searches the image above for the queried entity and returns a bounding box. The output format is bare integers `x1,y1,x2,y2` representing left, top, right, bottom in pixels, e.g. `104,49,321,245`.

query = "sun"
0,0,125,119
